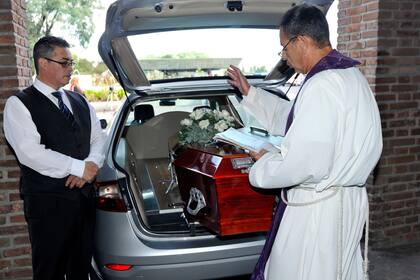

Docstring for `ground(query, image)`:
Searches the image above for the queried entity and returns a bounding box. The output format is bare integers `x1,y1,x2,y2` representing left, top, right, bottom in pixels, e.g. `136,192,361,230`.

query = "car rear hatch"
99,0,334,91
96,0,334,240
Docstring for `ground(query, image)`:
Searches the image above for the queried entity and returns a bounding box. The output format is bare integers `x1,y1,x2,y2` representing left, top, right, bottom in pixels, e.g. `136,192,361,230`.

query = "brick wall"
0,0,32,279
338,0,420,248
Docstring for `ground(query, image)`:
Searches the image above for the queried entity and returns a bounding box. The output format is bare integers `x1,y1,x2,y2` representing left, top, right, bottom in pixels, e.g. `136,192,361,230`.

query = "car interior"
115,94,243,233
130,104,155,125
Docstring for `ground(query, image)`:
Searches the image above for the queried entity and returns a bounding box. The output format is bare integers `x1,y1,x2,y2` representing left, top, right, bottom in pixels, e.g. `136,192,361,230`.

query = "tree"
75,58,95,74
175,52,208,59
93,62,108,74
146,52,209,59
26,0,101,48
249,65,268,74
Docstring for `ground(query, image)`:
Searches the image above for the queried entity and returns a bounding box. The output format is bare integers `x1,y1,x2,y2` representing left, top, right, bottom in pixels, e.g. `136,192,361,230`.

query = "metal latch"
250,126,269,137
231,157,254,169
227,1,243,12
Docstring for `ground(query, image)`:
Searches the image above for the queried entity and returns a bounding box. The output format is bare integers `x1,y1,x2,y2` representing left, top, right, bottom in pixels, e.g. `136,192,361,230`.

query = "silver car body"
93,1,333,279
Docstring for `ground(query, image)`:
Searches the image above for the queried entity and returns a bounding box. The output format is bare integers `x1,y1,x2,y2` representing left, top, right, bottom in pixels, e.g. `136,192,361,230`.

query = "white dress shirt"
3,78,106,179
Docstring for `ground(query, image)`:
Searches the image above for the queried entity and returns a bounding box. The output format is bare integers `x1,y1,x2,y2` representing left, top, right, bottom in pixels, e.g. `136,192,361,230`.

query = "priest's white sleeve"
241,86,293,136
249,80,339,189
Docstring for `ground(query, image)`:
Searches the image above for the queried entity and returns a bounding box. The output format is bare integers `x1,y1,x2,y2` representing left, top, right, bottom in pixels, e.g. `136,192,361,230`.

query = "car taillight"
95,181,127,212
105,263,133,271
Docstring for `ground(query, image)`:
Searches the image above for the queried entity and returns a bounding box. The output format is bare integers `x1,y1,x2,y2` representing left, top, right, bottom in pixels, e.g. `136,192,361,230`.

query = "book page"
213,127,282,152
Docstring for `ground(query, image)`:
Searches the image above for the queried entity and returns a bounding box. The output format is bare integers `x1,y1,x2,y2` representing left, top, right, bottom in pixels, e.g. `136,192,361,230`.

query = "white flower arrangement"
178,108,235,145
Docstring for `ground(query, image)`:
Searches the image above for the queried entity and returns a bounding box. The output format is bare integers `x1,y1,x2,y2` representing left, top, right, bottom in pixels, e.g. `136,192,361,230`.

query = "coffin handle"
187,188,207,215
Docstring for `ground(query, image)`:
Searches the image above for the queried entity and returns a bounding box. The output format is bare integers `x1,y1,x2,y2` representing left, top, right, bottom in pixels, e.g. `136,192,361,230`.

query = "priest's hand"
250,149,268,161
227,65,250,96
66,175,87,189
83,161,99,183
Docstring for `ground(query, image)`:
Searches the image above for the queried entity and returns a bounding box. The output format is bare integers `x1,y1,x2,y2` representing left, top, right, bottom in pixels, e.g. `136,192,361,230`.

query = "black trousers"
23,193,96,280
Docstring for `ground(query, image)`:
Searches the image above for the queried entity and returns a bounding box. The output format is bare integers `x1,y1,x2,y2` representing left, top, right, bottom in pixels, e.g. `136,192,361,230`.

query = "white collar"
33,78,65,97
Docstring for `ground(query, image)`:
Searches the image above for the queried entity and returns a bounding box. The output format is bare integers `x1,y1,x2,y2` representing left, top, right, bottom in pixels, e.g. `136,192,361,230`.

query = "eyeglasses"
43,57,76,67
278,36,298,57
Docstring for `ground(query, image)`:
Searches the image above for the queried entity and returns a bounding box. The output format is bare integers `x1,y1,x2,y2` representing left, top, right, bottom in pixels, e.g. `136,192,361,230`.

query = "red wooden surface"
174,146,275,236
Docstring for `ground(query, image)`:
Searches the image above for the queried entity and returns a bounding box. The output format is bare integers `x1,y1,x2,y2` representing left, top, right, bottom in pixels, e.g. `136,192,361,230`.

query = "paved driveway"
369,244,420,280
218,244,420,280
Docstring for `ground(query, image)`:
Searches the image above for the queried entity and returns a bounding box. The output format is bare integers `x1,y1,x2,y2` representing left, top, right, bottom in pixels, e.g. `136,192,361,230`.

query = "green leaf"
26,0,102,49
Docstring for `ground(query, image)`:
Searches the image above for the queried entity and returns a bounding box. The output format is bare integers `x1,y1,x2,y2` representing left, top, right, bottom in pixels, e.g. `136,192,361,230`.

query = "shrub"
84,88,126,102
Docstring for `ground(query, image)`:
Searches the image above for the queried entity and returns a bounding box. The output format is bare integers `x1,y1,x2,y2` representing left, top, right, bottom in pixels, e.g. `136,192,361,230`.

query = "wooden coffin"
173,146,275,236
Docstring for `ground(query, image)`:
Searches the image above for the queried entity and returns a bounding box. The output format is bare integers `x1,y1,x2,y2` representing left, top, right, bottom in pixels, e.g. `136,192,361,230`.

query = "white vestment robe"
241,67,382,280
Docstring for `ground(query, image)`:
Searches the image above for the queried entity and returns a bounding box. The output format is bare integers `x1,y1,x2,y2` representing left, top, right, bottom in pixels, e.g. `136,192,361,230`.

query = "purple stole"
250,50,360,280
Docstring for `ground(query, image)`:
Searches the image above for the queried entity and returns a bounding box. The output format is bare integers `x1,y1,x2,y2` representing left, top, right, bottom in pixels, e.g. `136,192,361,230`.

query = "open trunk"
114,91,250,235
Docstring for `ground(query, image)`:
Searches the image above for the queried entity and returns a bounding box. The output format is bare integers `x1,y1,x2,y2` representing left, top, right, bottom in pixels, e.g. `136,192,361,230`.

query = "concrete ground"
92,100,122,124
221,244,420,280
369,244,420,280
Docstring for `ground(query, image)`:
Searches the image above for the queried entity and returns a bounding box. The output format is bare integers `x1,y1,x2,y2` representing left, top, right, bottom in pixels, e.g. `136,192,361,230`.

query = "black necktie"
51,91,76,128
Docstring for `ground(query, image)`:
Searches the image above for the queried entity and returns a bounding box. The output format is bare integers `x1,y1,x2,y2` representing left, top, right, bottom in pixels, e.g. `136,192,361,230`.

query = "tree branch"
45,10,60,36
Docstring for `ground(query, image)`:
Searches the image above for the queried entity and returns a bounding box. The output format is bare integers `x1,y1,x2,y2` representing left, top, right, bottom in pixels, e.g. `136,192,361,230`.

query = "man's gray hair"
33,36,70,74
280,4,330,47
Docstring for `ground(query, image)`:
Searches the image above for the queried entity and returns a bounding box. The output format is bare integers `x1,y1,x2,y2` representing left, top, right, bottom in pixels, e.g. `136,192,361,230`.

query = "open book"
213,127,283,153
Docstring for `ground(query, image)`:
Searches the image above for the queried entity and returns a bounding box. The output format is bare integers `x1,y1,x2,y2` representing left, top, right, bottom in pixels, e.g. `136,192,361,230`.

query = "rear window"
127,28,280,82
125,98,212,125
125,95,266,130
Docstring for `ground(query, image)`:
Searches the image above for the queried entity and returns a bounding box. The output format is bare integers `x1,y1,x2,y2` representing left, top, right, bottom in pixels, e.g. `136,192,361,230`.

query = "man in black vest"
3,36,106,280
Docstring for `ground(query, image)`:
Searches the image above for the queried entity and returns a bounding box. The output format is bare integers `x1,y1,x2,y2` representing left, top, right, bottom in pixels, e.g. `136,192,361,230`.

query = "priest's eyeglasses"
43,57,76,68
278,36,298,57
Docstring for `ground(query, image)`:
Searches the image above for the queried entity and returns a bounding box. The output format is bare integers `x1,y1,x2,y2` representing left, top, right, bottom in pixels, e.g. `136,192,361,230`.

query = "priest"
227,4,382,280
